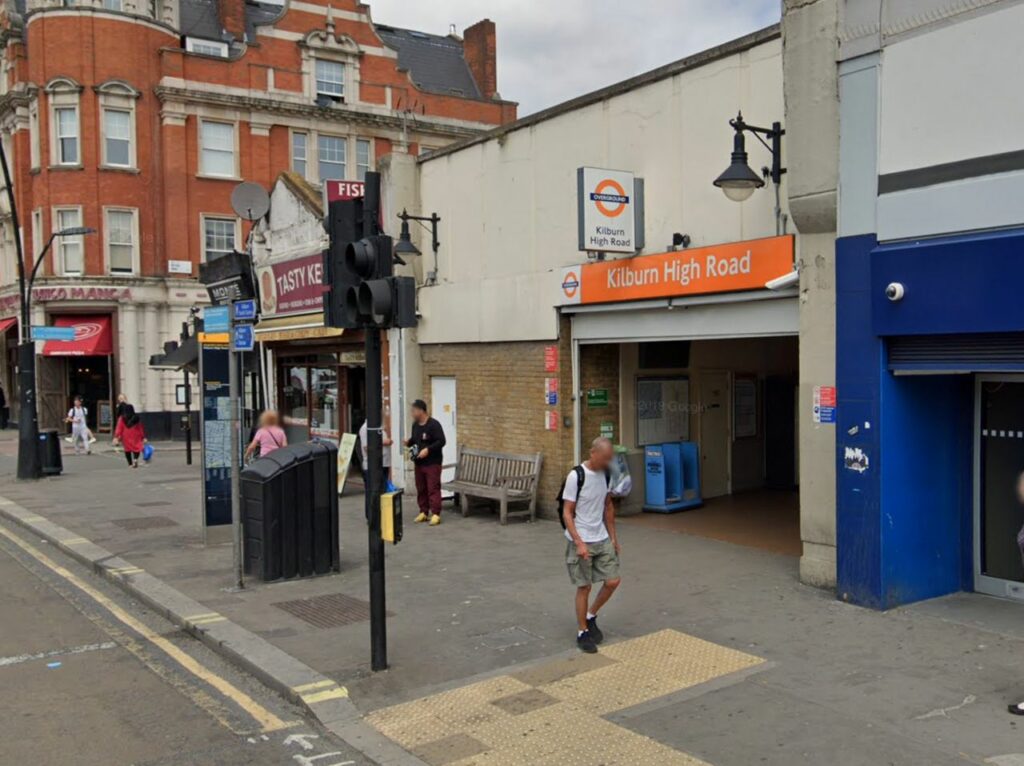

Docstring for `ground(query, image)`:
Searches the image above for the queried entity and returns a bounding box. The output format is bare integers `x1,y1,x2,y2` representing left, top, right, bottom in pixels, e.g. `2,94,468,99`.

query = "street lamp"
713,111,786,230
16,223,95,479
396,209,440,284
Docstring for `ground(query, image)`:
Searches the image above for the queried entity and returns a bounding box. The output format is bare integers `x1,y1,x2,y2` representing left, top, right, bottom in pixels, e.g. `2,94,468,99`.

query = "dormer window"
315,60,345,101
300,30,361,105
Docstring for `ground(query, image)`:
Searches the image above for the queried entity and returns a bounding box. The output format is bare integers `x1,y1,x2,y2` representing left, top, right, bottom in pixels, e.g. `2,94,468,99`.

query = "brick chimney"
219,0,246,40
463,19,497,99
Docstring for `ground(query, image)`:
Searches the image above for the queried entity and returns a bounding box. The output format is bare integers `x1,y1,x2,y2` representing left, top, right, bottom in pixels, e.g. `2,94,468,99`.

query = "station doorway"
575,327,801,557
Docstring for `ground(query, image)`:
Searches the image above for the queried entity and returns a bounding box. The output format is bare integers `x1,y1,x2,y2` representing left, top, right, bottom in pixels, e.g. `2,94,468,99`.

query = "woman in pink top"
245,410,287,461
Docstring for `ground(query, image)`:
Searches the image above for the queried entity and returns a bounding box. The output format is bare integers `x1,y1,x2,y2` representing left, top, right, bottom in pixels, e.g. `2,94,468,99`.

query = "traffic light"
322,198,364,329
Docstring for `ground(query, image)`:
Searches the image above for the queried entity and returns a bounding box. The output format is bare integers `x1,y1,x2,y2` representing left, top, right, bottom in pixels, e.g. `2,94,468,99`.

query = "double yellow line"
0,525,291,733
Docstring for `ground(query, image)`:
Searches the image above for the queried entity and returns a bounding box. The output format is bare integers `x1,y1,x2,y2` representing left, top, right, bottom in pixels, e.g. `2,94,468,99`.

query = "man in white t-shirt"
561,436,621,653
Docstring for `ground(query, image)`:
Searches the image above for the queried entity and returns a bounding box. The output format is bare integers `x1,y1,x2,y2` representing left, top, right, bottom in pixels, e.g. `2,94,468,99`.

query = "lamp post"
395,209,439,284
713,111,787,234
15,222,95,480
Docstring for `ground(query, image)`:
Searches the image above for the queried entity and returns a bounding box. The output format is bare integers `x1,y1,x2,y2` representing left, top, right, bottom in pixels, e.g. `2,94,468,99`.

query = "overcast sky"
367,0,780,116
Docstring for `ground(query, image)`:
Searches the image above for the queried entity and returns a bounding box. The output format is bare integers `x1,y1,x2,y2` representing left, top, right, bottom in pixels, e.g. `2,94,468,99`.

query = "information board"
97,400,113,433
199,344,234,529
637,377,690,446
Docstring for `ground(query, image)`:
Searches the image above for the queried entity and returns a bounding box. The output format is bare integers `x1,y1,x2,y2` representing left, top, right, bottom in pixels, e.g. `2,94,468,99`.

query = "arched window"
44,77,83,167
94,81,140,169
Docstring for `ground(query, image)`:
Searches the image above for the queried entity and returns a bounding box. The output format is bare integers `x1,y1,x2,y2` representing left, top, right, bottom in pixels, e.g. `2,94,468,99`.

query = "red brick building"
0,0,514,434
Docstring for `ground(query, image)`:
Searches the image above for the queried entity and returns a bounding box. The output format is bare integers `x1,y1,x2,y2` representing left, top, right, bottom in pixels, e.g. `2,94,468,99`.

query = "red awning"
42,315,113,357
0,317,16,334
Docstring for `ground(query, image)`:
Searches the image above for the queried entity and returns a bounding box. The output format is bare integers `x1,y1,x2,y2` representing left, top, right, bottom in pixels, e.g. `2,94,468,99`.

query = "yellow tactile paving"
368,629,763,766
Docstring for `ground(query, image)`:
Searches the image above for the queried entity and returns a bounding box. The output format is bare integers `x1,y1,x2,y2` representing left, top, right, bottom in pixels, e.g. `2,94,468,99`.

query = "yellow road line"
293,679,336,693
191,616,227,626
63,538,89,546
301,686,349,704
0,525,290,733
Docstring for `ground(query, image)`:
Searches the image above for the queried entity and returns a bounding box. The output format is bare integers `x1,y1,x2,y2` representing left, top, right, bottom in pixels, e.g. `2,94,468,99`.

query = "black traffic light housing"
322,198,365,329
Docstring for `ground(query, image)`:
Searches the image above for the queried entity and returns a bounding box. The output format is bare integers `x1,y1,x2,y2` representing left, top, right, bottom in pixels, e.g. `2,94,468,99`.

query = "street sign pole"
229,307,243,591
366,326,387,671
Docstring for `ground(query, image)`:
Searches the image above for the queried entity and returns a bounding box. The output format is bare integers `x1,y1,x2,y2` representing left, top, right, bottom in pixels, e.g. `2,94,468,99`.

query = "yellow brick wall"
419,317,575,515
579,343,621,447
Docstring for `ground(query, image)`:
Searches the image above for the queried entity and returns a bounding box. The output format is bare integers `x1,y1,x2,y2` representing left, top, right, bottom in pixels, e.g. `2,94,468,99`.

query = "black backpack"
556,465,610,530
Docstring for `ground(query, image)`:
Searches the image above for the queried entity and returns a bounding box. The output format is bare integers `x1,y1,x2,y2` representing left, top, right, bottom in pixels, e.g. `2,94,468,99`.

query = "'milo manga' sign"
577,167,643,254
559,235,794,305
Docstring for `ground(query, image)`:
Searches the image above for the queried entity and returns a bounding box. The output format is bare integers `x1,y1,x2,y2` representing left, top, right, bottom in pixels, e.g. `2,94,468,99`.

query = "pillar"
144,303,160,412
120,303,141,408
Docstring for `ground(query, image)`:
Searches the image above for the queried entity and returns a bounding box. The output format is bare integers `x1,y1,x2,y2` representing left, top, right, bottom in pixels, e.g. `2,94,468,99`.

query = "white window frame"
200,214,240,262
28,100,40,170
96,81,139,170
314,59,345,99
291,130,308,179
31,208,43,264
104,206,139,276
316,133,346,182
198,119,238,179
45,77,83,168
185,38,228,58
300,30,361,104
52,206,84,276
53,106,79,166
356,137,372,181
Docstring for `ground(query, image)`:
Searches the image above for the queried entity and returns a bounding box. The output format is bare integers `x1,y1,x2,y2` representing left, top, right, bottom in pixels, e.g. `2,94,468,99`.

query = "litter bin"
240,441,339,582
38,429,63,476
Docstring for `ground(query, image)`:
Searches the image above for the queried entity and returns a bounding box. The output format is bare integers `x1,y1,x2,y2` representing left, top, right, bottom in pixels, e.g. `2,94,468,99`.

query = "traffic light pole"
365,327,387,671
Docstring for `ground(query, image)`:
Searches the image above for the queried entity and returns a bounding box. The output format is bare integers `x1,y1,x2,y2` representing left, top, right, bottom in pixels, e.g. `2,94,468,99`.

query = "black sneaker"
586,616,604,644
577,630,598,654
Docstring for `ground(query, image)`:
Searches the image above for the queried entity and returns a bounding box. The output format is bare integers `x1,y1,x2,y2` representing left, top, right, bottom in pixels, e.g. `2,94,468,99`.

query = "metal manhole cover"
273,593,388,629
110,516,179,531
134,501,173,508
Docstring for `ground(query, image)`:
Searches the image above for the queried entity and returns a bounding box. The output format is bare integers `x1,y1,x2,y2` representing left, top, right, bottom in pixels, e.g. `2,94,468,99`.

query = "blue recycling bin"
643,441,702,513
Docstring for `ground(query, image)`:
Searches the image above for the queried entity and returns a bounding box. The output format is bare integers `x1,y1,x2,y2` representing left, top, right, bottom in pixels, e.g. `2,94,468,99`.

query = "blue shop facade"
834,6,1024,608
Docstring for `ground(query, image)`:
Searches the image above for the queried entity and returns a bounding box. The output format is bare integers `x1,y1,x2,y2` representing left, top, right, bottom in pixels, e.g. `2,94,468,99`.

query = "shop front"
38,314,115,432
561,235,802,554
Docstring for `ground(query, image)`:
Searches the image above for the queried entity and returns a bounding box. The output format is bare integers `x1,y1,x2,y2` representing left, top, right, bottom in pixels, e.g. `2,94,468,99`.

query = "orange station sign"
559,235,794,306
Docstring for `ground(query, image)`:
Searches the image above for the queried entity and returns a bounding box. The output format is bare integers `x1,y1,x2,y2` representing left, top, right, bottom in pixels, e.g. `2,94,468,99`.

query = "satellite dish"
231,182,270,221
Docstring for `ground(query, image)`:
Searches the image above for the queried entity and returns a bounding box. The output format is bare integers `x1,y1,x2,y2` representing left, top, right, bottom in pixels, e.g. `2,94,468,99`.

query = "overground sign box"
560,235,794,305
577,167,644,254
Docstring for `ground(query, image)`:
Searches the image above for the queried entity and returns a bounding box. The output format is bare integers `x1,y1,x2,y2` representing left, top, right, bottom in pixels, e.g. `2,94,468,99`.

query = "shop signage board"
204,305,230,333
336,433,357,495
560,235,795,306
323,180,365,203
813,385,837,424
31,326,76,341
577,167,643,254
256,253,325,317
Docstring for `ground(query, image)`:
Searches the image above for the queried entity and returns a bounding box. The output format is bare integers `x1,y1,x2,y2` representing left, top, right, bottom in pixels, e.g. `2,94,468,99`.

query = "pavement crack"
913,694,977,720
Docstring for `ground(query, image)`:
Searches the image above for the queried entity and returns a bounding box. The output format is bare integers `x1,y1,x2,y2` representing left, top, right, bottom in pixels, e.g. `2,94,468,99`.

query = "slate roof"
374,24,481,98
179,0,285,45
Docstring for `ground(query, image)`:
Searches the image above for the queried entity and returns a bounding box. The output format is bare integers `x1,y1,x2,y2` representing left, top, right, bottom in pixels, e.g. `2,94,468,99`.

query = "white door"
431,377,458,497
699,370,731,498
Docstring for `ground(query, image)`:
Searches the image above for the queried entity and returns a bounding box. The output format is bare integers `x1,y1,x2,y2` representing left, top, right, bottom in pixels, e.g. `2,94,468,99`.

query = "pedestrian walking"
65,396,90,455
404,399,445,526
244,410,287,461
359,418,393,482
559,436,622,654
113,403,146,468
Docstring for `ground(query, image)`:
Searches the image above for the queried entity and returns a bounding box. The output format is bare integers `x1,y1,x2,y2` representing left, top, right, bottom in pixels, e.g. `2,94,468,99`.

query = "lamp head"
713,122,764,202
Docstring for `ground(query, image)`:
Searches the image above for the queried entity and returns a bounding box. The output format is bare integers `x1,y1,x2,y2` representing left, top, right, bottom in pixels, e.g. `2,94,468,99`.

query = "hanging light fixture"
713,111,785,203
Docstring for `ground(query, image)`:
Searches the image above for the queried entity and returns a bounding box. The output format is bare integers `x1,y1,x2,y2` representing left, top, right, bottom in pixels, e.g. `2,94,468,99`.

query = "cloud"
367,0,779,116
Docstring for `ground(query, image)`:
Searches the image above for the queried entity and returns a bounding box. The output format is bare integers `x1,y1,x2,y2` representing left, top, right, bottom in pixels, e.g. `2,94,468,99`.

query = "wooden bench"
442,447,543,524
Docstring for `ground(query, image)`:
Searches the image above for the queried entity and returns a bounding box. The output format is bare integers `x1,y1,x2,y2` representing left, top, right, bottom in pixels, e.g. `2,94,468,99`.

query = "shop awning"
42,315,113,357
0,317,16,334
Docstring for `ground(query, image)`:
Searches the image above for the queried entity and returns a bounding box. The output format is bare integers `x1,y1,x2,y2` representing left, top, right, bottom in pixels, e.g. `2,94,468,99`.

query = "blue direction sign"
205,305,230,333
31,326,76,342
232,323,255,352
233,299,257,321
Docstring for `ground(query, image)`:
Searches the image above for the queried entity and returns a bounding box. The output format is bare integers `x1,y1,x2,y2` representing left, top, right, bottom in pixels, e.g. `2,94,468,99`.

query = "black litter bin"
38,429,63,476
240,441,339,582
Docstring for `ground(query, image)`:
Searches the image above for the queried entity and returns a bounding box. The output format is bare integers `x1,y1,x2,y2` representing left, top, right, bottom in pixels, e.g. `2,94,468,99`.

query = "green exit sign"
586,389,609,407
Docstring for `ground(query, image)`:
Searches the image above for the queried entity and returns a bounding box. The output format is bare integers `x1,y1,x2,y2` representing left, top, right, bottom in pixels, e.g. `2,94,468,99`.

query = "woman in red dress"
113,403,147,468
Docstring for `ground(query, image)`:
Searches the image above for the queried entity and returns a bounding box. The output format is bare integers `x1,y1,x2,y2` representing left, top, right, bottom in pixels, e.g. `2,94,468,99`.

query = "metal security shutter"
888,333,1024,373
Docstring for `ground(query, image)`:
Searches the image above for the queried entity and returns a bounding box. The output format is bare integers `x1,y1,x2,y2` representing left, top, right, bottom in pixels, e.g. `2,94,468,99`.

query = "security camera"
885,282,905,302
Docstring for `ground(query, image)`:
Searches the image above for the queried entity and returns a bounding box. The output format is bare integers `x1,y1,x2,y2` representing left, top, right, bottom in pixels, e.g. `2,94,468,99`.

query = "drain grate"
273,593,386,629
110,515,179,531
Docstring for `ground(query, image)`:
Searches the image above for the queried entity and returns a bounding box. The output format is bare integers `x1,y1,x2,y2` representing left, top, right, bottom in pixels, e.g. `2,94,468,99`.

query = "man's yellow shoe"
429,514,442,526
414,512,428,523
